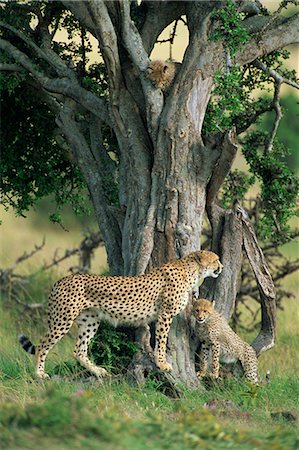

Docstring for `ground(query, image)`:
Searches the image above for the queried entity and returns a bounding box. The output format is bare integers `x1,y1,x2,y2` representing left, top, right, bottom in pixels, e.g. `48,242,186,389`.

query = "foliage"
220,170,255,209
242,132,298,243
0,78,87,224
90,322,138,374
0,3,113,223
259,93,299,169
205,19,299,245
210,0,249,56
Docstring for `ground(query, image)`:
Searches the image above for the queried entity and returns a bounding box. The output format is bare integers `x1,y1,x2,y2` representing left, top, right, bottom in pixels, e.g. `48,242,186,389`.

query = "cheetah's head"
193,298,214,324
191,250,223,279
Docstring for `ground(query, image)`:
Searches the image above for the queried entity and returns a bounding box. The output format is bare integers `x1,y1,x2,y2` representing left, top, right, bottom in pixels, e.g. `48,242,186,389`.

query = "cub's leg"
74,309,108,378
196,342,209,379
136,324,154,357
240,346,259,384
211,341,221,379
155,311,173,372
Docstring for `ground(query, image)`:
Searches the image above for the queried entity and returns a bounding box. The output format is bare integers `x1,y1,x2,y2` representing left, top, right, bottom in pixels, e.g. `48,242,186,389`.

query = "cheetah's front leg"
155,312,173,372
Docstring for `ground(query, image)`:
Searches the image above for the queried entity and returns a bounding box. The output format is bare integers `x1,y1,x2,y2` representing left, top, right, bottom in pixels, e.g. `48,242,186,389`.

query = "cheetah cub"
193,298,259,384
147,60,179,92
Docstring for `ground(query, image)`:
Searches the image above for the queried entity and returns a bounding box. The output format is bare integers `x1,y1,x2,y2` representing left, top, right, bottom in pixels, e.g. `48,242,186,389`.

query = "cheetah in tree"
19,250,223,379
147,60,180,92
193,298,259,384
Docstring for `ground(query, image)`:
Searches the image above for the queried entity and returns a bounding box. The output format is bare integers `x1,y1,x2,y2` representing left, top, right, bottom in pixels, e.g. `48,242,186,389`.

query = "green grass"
0,268,298,450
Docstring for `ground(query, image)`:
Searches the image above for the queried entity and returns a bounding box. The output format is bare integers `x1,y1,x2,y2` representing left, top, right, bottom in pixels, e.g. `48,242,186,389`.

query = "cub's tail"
19,335,36,355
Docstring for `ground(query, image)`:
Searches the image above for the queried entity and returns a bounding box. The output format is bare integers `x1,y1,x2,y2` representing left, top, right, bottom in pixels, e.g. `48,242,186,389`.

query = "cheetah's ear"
192,251,204,265
192,296,200,307
209,299,215,309
163,65,169,72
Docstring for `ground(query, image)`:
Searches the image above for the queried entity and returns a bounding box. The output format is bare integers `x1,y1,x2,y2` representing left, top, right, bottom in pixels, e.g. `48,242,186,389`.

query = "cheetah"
19,250,223,380
147,60,180,91
193,298,258,384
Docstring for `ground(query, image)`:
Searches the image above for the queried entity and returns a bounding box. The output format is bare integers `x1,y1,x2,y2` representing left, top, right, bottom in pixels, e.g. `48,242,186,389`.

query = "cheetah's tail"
19,335,36,355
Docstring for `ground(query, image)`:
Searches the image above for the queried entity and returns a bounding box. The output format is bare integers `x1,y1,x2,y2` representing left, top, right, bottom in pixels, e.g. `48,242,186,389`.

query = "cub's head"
190,250,223,279
193,298,214,324
147,60,175,90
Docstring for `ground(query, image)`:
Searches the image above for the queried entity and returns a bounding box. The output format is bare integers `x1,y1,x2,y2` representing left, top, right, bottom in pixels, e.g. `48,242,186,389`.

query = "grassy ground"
1,285,298,450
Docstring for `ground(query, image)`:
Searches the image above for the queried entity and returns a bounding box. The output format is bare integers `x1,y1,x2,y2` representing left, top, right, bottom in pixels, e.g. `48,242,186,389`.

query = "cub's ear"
163,64,169,72
192,296,200,309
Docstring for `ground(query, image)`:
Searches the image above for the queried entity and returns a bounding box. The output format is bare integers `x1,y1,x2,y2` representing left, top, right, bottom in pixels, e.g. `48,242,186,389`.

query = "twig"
254,59,299,90
266,79,283,153
11,294,44,310
260,0,299,35
8,239,46,273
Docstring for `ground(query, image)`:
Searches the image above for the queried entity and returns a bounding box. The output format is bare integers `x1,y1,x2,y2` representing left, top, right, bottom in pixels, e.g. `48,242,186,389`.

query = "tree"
1,0,298,387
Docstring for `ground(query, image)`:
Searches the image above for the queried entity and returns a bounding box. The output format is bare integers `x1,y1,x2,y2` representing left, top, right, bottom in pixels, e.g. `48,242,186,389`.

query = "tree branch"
0,20,74,79
235,99,273,135
119,0,163,143
0,63,24,72
140,1,186,54
254,59,299,90
56,102,123,274
86,0,122,100
206,129,238,207
236,205,276,356
119,0,148,71
237,12,299,66
61,0,99,38
265,79,283,154
0,38,109,123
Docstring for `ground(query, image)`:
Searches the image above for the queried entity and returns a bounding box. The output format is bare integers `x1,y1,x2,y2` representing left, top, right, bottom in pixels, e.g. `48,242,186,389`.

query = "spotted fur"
193,298,258,384
19,251,222,379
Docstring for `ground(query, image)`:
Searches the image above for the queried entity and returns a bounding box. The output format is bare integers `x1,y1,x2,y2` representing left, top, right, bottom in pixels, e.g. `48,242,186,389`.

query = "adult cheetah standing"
19,250,223,379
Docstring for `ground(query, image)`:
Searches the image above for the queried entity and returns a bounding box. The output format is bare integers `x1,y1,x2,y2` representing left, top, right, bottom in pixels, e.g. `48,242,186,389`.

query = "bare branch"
254,59,299,90
260,0,299,34
85,0,122,98
206,129,238,207
119,0,163,142
236,99,273,134
61,0,99,38
140,2,186,54
11,295,44,310
266,80,283,154
0,63,24,72
236,205,276,356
